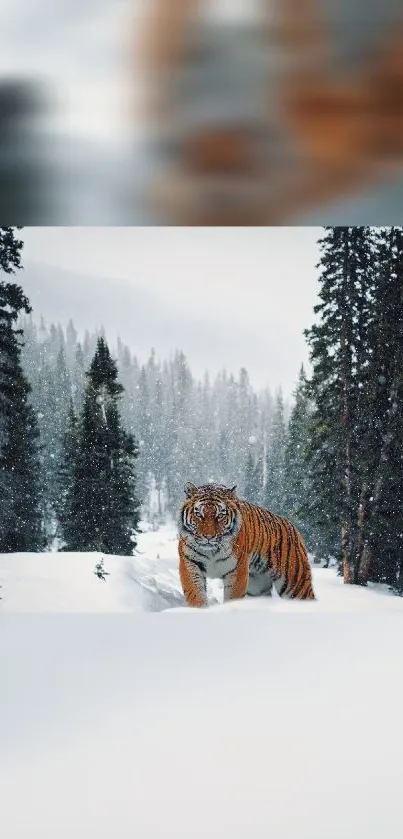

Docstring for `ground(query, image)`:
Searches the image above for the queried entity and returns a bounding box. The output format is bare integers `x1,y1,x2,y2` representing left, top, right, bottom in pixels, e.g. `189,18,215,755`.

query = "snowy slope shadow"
122,559,187,611
122,526,222,611
122,555,221,612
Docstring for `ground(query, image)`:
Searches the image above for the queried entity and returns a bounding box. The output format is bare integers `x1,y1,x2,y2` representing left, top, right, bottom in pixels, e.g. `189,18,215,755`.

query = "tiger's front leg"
222,553,249,603
179,543,208,608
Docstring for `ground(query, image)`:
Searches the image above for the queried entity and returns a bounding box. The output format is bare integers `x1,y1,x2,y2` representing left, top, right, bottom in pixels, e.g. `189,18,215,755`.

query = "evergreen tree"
0,227,43,551
357,227,403,588
244,449,257,502
244,445,263,504
265,390,287,514
0,226,23,274
56,399,78,536
284,366,316,553
166,350,195,510
34,347,72,541
60,338,140,555
305,226,375,576
20,315,281,527
94,557,110,581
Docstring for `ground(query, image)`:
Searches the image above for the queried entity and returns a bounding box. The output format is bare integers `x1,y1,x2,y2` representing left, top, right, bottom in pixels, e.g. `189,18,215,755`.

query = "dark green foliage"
60,337,140,555
0,227,43,552
0,345,43,551
304,227,375,573
0,227,24,275
358,228,403,588
283,366,317,552
304,226,403,589
94,557,110,581
56,399,78,531
21,321,280,522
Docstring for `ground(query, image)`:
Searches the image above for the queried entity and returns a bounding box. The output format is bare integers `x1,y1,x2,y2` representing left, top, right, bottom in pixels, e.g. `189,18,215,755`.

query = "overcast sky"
21,227,321,396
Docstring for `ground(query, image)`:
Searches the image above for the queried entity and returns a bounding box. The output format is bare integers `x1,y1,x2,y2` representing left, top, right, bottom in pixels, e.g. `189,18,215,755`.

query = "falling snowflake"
248,435,257,445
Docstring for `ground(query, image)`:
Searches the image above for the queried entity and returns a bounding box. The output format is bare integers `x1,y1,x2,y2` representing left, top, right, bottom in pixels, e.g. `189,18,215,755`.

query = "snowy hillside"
2,524,403,838
1,522,402,613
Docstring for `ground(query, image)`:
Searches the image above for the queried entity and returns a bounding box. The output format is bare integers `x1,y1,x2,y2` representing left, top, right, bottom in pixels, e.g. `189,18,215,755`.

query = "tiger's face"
180,482,240,551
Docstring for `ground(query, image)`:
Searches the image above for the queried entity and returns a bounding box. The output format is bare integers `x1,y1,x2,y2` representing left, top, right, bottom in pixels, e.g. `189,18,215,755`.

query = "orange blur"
1,1,402,224
140,0,403,225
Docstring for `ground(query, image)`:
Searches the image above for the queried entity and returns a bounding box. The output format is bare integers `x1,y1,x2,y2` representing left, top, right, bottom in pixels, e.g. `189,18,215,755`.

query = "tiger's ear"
226,485,237,497
184,482,198,498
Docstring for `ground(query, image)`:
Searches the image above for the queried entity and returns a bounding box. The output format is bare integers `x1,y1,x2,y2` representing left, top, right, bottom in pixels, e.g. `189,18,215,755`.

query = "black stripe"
283,523,292,583
248,504,258,546
216,552,234,563
190,545,211,560
277,520,284,573
190,557,206,574
292,543,306,597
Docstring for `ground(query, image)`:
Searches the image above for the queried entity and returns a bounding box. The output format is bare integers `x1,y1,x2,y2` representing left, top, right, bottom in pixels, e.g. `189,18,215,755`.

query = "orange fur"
178,483,315,607
179,540,208,607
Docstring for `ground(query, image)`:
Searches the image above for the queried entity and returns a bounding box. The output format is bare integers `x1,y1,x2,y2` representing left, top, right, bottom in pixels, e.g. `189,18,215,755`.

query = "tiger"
178,482,315,607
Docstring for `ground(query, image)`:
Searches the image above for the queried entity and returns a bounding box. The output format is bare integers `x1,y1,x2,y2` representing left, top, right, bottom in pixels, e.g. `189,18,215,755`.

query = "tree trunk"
357,540,372,586
156,484,162,518
340,319,353,584
355,482,369,585
358,371,399,584
397,553,403,595
341,523,353,583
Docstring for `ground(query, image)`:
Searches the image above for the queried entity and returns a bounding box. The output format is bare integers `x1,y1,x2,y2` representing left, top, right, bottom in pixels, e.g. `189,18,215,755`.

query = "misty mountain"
21,261,265,385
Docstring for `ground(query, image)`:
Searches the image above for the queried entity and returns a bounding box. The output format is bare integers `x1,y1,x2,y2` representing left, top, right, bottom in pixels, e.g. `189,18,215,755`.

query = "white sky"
21,227,321,396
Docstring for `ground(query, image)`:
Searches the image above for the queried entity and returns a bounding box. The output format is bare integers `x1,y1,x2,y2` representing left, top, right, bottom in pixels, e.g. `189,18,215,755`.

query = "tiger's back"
178,483,315,607
237,499,315,600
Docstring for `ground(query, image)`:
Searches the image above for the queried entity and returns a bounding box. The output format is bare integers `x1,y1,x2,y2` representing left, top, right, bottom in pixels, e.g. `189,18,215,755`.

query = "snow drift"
1,523,402,613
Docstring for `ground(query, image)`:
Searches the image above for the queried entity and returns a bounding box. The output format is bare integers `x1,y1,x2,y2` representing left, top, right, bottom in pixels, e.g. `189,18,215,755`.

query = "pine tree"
265,390,287,514
56,399,78,538
244,435,264,505
244,449,257,502
357,227,403,588
34,346,72,541
0,227,43,552
19,316,282,530
0,227,23,274
284,365,316,552
166,350,195,511
305,226,375,577
59,338,140,555
0,355,43,552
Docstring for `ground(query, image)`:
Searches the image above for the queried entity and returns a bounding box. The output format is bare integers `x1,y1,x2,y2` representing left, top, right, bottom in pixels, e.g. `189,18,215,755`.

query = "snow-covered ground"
1,521,402,613
1,524,403,838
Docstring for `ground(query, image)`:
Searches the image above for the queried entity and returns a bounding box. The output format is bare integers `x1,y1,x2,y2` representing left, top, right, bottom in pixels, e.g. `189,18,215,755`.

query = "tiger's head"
179,482,241,551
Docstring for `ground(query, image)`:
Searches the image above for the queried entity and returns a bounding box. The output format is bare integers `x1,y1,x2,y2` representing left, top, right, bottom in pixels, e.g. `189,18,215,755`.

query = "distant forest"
19,314,286,528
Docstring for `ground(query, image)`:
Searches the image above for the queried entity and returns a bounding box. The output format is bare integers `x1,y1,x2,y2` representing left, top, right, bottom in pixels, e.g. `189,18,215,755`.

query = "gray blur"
0,0,402,224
